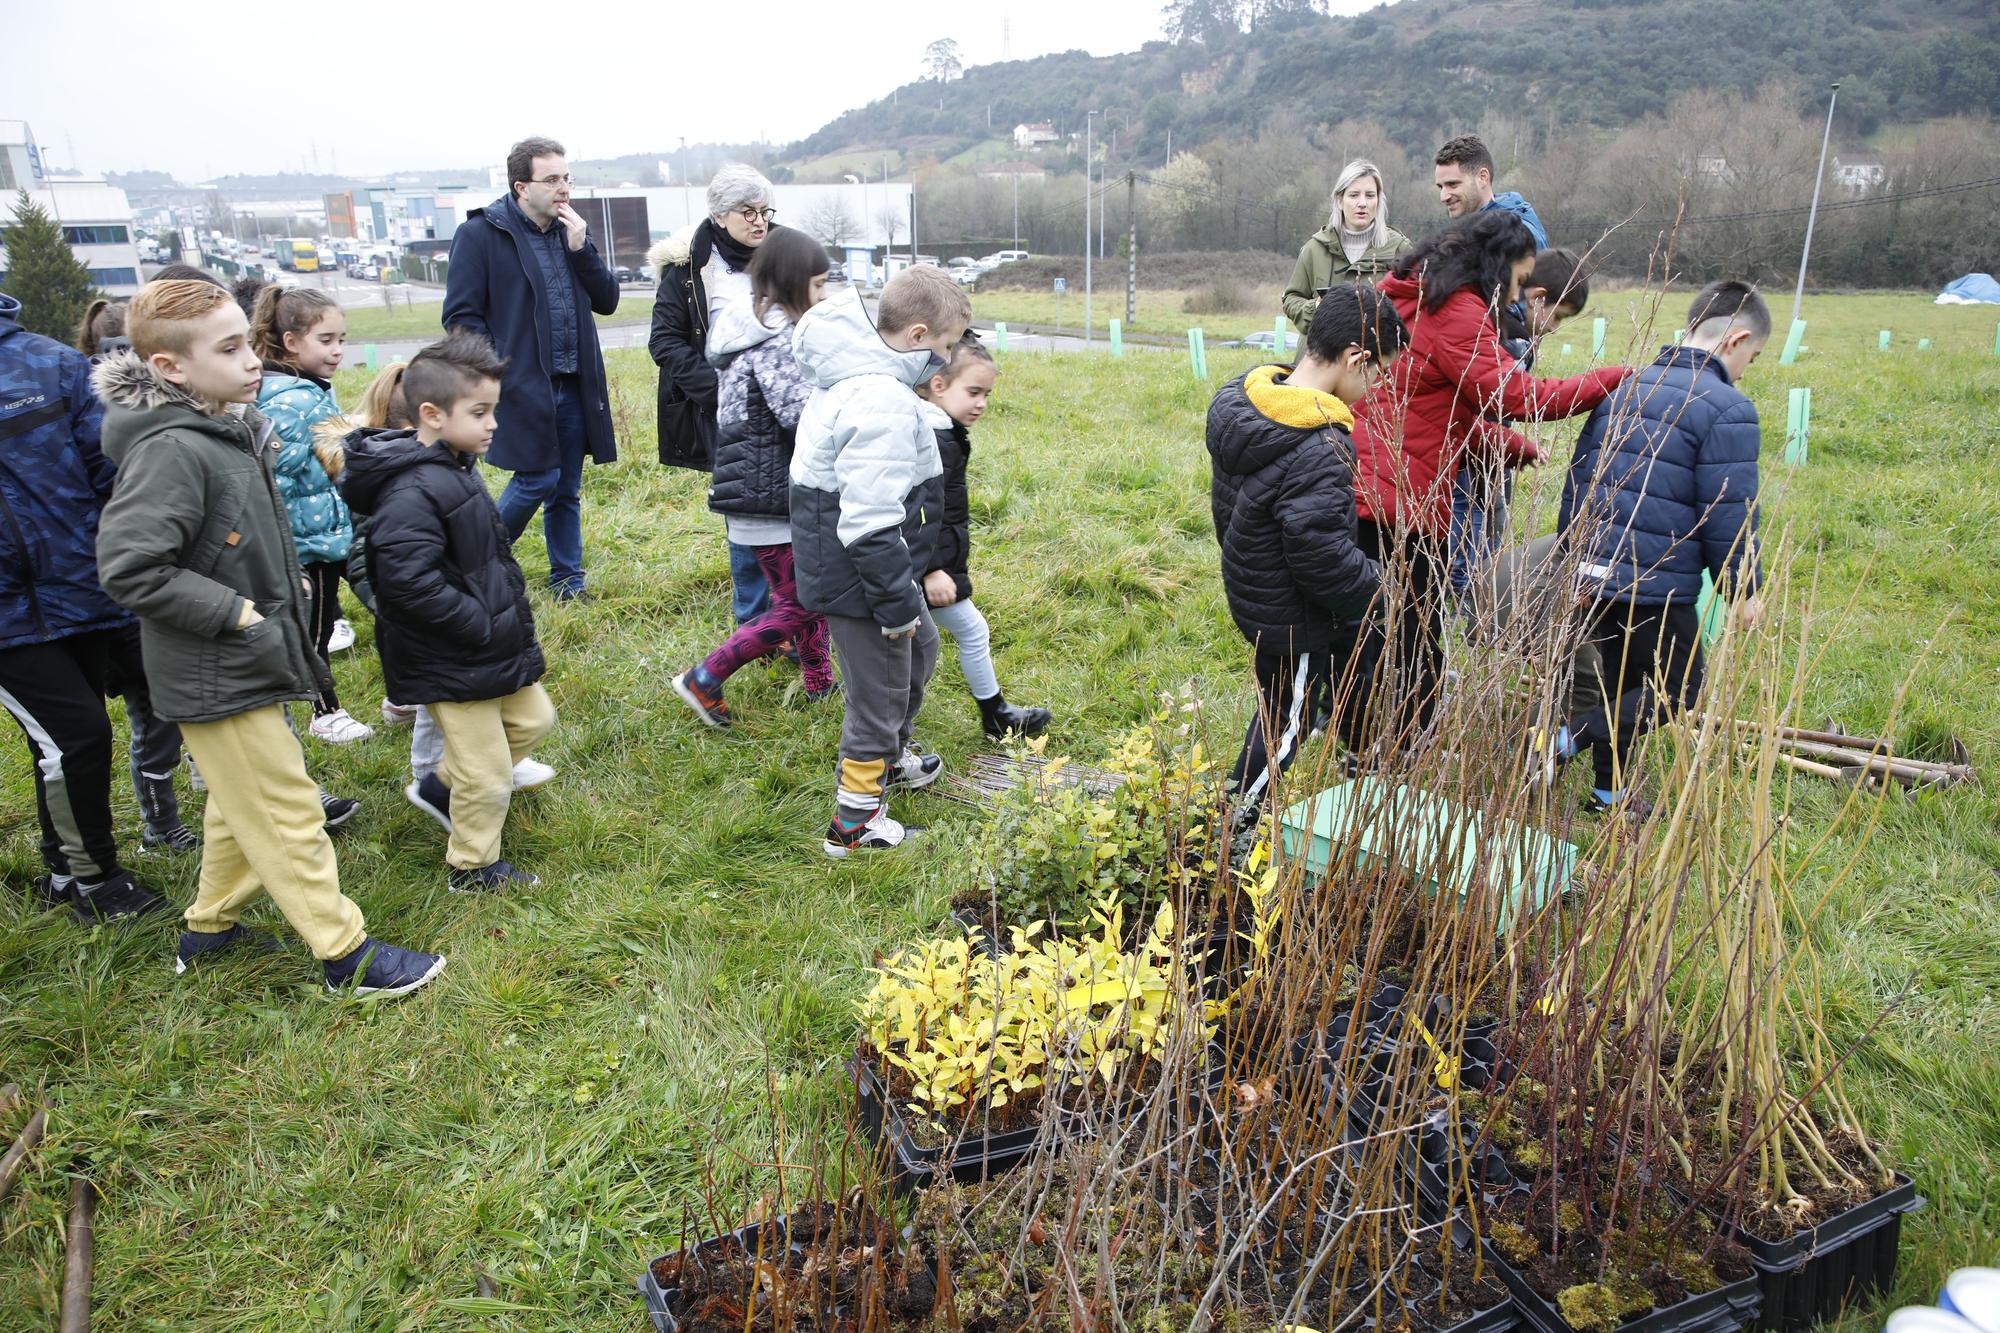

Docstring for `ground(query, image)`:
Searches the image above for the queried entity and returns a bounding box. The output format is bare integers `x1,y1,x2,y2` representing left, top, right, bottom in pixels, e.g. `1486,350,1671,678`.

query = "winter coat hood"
707,296,788,364
0,292,21,332
93,349,242,466
335,426,450,513
648,231,695,272
794,287,942,391
1211,365,1355,478
1483,192,1548,249
1207,368,1378,654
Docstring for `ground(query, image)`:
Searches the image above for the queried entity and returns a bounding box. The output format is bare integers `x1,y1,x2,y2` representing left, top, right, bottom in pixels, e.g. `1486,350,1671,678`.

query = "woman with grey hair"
1281,159,1412,337
649,163,780,621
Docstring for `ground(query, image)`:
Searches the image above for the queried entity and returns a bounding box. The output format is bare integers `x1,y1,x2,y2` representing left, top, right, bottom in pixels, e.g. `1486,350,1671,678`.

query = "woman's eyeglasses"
735,206,777,224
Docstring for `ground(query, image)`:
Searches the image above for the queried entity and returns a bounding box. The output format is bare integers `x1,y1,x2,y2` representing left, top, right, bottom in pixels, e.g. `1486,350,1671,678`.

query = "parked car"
995,250,1029,263
826,262,848,283
613,265,634,283
1233,330,1300,354
638,263,655,283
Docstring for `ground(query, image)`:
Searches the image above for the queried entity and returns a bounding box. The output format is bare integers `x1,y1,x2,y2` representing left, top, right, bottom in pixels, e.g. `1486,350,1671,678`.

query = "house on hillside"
980,161,1047,182
1696,155,1731,181
1833,156,1885,190
1012,122,1058,152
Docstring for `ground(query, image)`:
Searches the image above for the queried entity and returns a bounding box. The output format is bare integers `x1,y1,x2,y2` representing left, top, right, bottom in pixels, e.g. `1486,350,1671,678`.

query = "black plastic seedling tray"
1484,1237,1762,1333
1732,1174,1923,1332
637,1220,794,1333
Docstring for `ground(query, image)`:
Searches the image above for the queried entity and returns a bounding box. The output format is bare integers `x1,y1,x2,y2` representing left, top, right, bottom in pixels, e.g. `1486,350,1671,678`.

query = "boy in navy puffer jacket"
1548,280,1769,817
790,270,968,858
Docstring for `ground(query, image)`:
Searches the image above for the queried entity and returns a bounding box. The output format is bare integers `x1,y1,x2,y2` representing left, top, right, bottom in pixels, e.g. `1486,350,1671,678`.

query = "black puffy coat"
338,427,545,705
646,226,719,470
708,315,811,522
1207,366,1380,655
920,400,974,602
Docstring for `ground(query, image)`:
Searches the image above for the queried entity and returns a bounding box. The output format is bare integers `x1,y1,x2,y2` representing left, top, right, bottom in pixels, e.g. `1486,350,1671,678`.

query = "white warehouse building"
0,120,144,297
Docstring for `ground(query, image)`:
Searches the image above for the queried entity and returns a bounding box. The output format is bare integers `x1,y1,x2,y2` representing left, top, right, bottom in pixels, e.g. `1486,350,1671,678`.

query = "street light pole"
1792,81,1839,326
1085,109,1097,348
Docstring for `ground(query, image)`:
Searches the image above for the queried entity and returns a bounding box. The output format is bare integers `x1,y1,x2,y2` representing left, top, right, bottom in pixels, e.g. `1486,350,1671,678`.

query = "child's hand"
1733,595,1765,631
923,570,957,607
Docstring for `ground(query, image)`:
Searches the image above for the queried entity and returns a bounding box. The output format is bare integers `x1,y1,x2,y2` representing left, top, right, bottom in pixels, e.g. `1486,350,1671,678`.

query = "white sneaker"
186,753,205,792
309,708,375,744
511,757,557,791
327,618,356,653
823,807,910,859
884,746,944,791
379,699,420,728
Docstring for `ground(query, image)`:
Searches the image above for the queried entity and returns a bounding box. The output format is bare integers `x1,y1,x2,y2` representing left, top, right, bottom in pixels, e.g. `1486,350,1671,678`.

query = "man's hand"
1733,594,1765,632
237,600,264,629
554,202,588,252
923,570,957,608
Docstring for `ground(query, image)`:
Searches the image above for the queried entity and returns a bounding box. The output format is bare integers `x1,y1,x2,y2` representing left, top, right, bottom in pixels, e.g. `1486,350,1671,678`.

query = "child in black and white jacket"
915,334,1052,742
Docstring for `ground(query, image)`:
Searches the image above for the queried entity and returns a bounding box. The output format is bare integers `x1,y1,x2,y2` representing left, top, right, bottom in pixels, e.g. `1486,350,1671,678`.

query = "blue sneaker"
323,937,447,999
404,773,453,833
447,860,540,894
175,923,282,974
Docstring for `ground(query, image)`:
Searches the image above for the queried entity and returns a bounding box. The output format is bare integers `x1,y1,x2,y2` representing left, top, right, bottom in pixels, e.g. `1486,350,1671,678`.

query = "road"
361,319,1158,365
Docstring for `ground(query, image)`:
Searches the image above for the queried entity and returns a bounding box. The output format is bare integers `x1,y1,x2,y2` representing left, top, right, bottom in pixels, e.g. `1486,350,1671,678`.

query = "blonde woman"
1282,159,1412,336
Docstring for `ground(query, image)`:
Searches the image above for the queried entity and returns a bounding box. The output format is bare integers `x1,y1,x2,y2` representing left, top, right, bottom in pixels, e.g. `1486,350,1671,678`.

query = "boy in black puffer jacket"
340,332,556,894
1208,283,1408,807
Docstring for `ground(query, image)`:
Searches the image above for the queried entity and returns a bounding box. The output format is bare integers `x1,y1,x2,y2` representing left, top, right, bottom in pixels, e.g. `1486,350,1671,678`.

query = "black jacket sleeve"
648,268,716,411
928,428,972,579
1273,439,1379,621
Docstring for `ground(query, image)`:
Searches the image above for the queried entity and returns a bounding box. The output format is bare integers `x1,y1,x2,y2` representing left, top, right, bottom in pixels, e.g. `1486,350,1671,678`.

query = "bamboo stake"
59,1174,96,1333
0,1106,46,1204
1771,751,1856,782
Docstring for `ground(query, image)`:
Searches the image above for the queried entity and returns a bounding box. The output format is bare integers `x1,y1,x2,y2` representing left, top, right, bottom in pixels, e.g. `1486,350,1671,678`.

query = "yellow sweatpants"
179,703,366,961
430,683,555,870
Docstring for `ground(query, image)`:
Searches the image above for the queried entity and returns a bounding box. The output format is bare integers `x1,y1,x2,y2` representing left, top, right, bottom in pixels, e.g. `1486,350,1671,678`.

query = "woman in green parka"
1282,159,1412,337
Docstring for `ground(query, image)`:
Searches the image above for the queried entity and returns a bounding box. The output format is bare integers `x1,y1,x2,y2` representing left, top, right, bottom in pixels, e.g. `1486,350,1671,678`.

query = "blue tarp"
1936,273,2000,304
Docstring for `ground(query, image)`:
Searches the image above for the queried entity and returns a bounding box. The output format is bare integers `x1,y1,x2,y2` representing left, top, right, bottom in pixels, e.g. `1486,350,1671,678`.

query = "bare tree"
804,197,862,248
923,38,963,82
875,206,906,250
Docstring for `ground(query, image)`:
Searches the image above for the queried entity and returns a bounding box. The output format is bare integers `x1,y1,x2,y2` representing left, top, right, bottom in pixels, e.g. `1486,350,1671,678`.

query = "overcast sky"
8,0,1384,180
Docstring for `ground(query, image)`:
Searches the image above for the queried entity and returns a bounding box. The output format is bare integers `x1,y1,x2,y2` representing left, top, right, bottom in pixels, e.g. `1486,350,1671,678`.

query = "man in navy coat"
444,135,620,599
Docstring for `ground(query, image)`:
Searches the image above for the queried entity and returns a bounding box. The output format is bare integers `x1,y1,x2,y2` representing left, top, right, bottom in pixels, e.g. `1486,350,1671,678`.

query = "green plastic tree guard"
1779,318,1807,365
1110,318,1123,358
1879,330,1891,351
1591,317,1607,360
993,322,1008,352
1784,386,1811,464
1278,778,1576,934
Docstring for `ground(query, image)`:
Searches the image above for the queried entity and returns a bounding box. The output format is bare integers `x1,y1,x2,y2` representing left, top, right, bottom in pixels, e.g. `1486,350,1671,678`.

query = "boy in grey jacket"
789,270,969,857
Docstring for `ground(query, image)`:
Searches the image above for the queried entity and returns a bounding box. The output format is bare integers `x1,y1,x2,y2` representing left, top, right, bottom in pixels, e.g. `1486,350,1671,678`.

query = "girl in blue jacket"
252,285,373,744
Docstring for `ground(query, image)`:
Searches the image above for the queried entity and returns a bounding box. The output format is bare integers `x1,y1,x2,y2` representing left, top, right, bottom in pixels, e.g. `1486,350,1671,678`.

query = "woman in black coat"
648,165,780,624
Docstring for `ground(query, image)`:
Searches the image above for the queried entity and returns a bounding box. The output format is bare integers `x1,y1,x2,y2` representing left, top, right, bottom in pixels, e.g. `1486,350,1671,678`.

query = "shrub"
1182,278,1250,314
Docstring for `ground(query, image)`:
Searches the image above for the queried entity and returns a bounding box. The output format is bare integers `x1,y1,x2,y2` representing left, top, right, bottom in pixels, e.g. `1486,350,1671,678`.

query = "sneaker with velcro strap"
323,937,447,999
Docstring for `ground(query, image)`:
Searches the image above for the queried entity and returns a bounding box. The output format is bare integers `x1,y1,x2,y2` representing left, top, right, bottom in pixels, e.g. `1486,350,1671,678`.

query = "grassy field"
337,294,654,344
1,292,1996,1327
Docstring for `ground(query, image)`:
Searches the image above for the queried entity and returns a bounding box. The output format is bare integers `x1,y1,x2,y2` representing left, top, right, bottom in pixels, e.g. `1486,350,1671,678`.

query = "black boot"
977,692,1053,743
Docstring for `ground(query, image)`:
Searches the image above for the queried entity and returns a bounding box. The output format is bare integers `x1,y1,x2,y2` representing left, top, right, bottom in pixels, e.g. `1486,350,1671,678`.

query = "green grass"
2,293,1996,1327
971,283,1284,338
338,294,654,343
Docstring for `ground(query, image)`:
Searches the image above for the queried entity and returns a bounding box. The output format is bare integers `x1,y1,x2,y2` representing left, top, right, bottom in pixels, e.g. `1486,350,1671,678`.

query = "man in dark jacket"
1209,284,1406,805
0,291,170,920
443,136,620,600
1549,279,1769,817
341,332,554,894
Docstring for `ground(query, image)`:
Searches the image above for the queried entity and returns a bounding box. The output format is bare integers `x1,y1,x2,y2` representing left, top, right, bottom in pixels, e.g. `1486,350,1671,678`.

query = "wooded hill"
783,0,1999,171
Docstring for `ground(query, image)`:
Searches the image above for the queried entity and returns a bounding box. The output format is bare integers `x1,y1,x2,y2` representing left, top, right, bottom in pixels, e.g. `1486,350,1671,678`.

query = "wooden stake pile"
1716,718,1978,790
934,751,1129,809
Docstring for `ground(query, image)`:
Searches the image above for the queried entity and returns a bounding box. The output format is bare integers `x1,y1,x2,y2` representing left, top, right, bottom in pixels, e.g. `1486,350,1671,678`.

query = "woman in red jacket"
1345,212,1628,753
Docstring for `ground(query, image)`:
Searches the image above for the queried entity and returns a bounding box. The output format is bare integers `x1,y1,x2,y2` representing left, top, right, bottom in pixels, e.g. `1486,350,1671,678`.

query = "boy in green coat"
94,279,446,999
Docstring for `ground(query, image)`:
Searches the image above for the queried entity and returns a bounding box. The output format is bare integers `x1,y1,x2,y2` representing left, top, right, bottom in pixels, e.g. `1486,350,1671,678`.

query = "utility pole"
1012,170,1021,250
1126,171,1137,327
1084,110,1097,348
1793,81,1840,325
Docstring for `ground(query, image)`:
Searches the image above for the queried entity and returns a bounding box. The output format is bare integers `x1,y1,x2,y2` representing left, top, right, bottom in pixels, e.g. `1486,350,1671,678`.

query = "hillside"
782,0,1999,169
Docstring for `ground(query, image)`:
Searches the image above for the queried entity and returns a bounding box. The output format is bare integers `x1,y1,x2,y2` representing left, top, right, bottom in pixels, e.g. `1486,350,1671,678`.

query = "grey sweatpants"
826,607,938,815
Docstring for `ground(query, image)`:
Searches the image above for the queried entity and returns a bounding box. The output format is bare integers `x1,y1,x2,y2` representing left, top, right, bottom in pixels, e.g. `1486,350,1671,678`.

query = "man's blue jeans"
498,376,587,594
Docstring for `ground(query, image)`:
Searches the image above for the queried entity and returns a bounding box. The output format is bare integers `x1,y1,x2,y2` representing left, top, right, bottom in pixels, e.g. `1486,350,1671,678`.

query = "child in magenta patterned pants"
672,230,838,728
